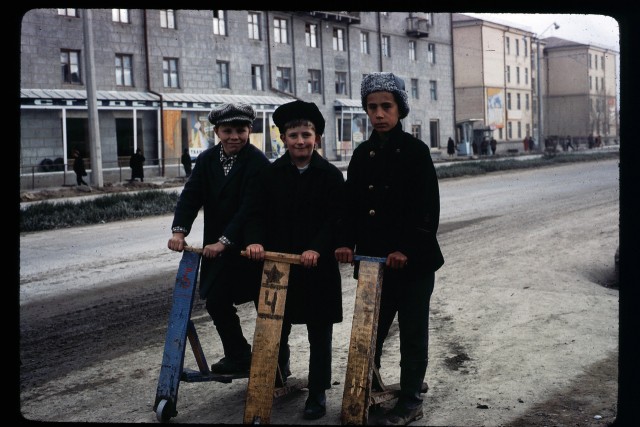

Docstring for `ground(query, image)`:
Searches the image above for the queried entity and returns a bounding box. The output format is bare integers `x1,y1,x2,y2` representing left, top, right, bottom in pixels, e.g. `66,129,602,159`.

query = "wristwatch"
218,235,232,247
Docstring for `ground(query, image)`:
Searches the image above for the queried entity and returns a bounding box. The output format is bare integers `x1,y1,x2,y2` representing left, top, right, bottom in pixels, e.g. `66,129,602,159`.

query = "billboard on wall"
486,88,505,129
189,112,214,158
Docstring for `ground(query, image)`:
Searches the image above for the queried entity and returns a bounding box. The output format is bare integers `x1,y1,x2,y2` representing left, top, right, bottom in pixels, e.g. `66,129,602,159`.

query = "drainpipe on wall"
143,10,166,176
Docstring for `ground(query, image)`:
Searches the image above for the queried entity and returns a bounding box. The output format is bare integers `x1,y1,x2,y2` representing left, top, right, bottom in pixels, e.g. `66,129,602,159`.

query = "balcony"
300,11,361,24
406,17,430,38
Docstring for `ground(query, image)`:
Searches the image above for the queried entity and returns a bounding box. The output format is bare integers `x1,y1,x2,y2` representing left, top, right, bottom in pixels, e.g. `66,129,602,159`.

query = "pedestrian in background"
335,72,444,426
181,148,192,177
490,137,497,155
168,103,270,375
244,100,345,420
446,137,456,157
129,148,145,182
72,149,90,188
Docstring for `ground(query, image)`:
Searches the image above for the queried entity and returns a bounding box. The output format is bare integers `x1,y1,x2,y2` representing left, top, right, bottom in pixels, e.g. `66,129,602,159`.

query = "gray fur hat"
208,103,256,126
360,72,410,119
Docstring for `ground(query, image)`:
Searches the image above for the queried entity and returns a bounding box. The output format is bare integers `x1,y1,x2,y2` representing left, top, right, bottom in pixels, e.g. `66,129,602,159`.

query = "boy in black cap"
244,100,345,420
335,73,445,425
168,103,270,374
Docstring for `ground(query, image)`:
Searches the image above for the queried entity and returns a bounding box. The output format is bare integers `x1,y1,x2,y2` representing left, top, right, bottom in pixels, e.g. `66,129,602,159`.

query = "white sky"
463,13,620,51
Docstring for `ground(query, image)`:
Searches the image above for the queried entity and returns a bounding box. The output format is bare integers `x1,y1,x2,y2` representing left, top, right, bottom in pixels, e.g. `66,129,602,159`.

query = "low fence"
20,157,191,190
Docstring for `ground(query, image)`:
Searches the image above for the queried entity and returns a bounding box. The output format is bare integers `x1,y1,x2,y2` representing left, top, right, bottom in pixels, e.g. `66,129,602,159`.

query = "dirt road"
19,159,619,425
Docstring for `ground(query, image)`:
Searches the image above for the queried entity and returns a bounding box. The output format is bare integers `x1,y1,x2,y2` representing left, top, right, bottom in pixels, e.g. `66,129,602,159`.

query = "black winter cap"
272,100,325,135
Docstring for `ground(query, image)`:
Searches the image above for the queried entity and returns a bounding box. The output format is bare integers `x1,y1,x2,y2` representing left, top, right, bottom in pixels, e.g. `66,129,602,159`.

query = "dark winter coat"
171,143,270,301
244,150,344,324
342,122,444,277
73,156,87,177
130,152,145,179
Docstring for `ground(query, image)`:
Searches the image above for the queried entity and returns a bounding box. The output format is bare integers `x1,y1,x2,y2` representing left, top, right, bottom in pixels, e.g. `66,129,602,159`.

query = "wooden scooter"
340,255,428,425
153,247,306,423
242,250,308,424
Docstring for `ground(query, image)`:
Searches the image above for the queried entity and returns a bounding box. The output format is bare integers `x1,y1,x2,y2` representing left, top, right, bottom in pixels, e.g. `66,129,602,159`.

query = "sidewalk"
20,144,619,209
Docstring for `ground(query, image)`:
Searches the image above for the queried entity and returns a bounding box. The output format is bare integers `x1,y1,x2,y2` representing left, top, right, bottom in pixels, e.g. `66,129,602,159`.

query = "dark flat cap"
272,100,325,135
208,103,256,126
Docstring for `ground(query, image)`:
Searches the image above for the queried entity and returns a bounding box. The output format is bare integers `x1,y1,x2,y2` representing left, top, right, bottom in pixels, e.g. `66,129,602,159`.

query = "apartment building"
451,13,618,153
20,9,455,187
543,37,618,143
452,13,538,153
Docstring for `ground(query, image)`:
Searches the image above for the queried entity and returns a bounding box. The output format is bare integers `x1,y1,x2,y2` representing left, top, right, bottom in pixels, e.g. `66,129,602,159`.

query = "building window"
601,77,604,91
115,54,133,86
516,38,520,56
427,43,436,64
507,92,512,110
595,77,599,91
335,72,347,95
360,32,369,54
274,18,288,44
516,66,520,84
588,54,592,69
517,122,522,139
429,120,440,148
524,37,528,56
217,61,230,88
411,78,419,99
305,23,317,47
276,66,292,92
601,55,605,70
112,9,129,23
248,12,261,40
61,49,81,84
429,80,437,101
213,10,227,36
251,65,264,91
57,9,77,17
411,125,421,140
525,93,530,110
382,35,390,57
333,28,345,51
517,93,521,110
595,55,598,70
526,123,530,136
505,37,510,54
160,10,175,28
506,65,511,83
525,68,529,85
409,41,416,61
508,122,513,139
163,58,179,88
308,69,321,94
589,76,592,90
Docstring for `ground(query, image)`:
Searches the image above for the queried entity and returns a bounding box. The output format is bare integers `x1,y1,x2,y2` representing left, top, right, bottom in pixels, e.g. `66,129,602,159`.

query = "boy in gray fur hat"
168,103,270,375
335,72,444,426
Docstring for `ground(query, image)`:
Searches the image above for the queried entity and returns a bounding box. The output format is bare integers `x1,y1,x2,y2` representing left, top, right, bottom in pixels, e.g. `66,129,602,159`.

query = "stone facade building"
20,9,455,187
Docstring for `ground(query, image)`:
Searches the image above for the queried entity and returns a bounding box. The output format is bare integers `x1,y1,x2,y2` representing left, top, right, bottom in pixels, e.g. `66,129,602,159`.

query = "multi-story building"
543,37,618,144
20,9,455,188
451,13,618,153
452,13,538,153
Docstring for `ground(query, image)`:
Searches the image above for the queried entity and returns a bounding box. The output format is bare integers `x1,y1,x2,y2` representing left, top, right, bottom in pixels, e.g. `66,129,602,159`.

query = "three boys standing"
168,72,443,425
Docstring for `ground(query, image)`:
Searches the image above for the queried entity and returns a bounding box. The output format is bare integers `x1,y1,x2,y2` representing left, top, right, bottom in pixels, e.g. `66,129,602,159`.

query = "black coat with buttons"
244,150,344,324
342,123,445,276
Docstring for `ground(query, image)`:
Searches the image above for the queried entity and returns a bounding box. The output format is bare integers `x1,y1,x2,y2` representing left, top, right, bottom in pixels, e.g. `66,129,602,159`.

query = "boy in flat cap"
168,103,270,375
335,72,445,426
244,100,345,420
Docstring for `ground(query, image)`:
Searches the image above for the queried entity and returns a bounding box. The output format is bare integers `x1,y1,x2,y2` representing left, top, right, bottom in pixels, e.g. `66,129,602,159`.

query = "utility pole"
83,9,104,187
535,22,559,152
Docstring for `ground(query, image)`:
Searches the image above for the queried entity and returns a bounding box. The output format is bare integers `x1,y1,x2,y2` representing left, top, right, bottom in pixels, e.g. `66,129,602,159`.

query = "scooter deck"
243,251,306,425
154,249,202,421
